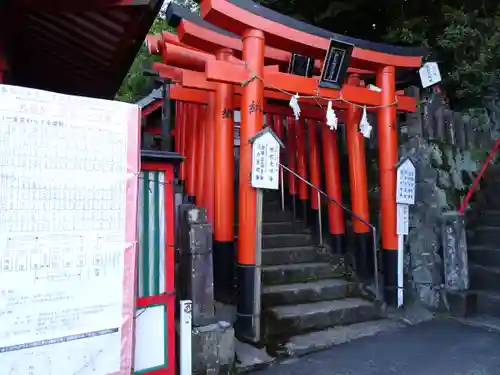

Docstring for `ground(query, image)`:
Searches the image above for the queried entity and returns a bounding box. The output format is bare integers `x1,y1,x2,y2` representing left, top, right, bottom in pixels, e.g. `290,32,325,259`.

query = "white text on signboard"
251,132,281,190
419,62,442,88
396,159,416,205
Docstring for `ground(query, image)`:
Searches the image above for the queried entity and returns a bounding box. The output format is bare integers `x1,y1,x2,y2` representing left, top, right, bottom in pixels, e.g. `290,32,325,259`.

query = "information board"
0,85,139,375
251,131,280,190
419,62,442,89
396,158,416,205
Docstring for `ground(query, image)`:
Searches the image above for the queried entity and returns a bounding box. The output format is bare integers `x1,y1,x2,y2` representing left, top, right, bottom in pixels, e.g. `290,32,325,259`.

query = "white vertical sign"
251,131,281,190
396,159,416,205
419,62,442,88
180,300,192,375
397,204,410,236
395,158,416,309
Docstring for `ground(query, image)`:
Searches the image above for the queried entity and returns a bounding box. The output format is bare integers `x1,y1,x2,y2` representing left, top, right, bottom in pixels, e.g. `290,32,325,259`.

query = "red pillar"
274,115,284,141
321,122,345,253
295,119,308,201
237,29,265,341
377,66,398,305
214,48,235,302
195,105,206,206
307,119,321,210
286,117,298,196
179,102,187,182
274,116,285,184
295,118,309,224
267,113,275,130
205,93,216,224
175,102,180,154
346,75,372,280
185,104,197,200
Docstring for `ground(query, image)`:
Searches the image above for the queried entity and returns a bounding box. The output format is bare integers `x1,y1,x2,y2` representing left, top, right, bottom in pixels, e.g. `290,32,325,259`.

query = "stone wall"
397,87,495,309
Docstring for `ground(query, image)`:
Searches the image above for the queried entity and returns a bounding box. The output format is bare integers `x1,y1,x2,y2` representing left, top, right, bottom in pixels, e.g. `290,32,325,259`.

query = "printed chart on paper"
0,85,135,375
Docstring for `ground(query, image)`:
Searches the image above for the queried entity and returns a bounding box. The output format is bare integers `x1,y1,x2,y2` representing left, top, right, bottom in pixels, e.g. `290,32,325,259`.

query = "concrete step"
483,193,500,207
273,319,404,357
468,246,500,268
475,291,500,318
262,279,357,307
468,227,500,247
262,246,328,266
263,210,294,223
234,221,308,236
472,211,500,227
469,264,500,292
262,222,308,235
262,233,315,249
262,262,344,285
265,298,379,337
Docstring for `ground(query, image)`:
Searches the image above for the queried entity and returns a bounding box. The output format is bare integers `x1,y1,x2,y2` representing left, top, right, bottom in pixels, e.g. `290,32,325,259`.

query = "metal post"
280,166,285,211
397,234,404,307
372,229,381,301
317,191,323,248
253,188,263,342
180,300,192,375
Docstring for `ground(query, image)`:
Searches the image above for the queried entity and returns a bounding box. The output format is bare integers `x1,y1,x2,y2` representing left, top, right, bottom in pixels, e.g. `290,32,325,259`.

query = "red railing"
458,136,500,214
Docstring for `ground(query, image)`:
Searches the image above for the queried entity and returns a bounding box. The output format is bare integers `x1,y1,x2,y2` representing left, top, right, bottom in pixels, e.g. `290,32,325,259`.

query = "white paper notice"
0,85,135,375
251,131,281,190
396,159,416,205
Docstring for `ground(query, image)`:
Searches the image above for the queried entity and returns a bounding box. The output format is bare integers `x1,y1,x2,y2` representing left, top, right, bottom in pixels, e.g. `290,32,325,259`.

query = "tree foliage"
255,0,500,110
115,15,172,103
115,1,199,103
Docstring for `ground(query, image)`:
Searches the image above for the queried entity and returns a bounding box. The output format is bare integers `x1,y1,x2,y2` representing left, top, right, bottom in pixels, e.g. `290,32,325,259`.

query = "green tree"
115,16,174,103
254,0,500,111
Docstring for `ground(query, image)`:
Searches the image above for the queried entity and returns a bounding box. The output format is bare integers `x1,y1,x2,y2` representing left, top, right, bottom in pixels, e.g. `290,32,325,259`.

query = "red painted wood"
200,0,422,68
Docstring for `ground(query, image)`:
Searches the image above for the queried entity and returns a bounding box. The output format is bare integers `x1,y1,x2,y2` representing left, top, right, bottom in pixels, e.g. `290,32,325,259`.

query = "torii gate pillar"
377,65,399,306
236,29,265,342
214,48,236,302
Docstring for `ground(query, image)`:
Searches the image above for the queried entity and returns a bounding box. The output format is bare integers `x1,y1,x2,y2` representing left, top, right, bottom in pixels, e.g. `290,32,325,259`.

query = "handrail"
279,163,381,301
280,164,375,231
458,136,500,214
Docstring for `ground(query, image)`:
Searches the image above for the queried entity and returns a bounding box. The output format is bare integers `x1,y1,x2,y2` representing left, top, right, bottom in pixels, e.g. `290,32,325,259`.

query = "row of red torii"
143,0,425,342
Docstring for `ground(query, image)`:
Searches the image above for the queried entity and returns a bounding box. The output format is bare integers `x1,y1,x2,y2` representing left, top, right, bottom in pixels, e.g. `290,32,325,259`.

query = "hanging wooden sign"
319,39,354,90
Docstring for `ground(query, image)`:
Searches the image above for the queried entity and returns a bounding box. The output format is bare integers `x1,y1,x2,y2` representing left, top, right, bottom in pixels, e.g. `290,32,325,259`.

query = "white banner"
0,85,138,375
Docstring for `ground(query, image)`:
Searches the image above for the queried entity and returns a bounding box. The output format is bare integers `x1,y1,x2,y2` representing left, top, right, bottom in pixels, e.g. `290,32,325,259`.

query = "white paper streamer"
367,84,381,92
289,94,301,120
359,105,372,138
326,101,338,130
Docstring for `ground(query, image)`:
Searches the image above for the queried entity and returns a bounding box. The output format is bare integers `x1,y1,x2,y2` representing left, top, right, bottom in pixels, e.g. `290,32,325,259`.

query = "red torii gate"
145,38,345,302
156,0,424,341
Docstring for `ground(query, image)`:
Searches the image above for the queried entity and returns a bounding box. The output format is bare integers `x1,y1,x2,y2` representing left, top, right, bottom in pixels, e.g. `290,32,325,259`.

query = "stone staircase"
258,193,402,356
462,170,500,319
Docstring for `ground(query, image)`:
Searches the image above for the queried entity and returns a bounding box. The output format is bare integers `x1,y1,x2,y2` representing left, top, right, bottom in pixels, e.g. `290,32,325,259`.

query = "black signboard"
319,39,354,90
288,53,315,78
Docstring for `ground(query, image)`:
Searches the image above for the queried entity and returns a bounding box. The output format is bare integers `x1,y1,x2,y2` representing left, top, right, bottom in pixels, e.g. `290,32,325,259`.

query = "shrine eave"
200,0,426,68
17,0,152,11
6,0,162,99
